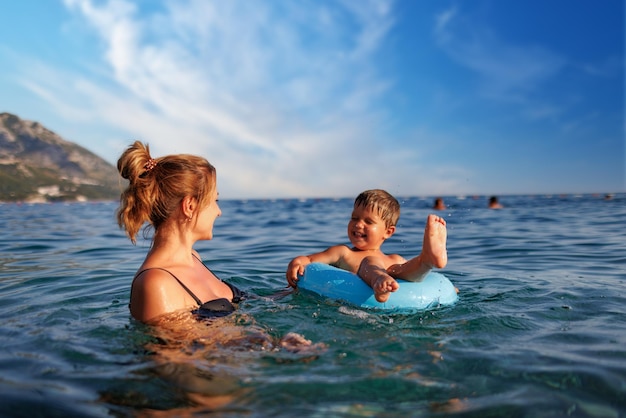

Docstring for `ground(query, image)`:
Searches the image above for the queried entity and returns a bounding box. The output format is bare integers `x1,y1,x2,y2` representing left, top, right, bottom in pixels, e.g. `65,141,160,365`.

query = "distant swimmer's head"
488,195,503,209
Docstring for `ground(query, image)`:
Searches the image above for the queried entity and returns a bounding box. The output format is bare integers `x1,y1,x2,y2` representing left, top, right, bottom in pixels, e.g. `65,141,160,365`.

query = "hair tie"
144,158,157,172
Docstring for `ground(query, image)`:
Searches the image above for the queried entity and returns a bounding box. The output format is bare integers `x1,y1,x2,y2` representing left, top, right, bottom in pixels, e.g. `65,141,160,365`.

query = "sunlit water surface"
0,194,624,417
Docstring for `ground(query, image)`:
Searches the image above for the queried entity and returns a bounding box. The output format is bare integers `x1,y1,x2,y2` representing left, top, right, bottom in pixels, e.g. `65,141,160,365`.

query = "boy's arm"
286,246,347,288
286,255,312,287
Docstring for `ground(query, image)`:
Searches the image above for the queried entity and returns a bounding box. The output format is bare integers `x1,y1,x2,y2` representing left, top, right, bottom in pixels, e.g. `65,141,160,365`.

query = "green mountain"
0,112,120,202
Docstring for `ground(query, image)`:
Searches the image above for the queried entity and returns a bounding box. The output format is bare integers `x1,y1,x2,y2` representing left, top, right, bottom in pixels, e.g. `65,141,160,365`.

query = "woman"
116,142,322,412
117,141,244,323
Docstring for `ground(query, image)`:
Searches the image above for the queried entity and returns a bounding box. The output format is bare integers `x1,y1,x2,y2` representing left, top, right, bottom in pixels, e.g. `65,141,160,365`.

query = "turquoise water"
0,194,624,417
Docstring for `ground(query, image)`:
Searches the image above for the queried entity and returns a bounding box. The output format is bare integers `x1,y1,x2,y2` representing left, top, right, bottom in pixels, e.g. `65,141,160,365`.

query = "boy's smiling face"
347,204,396,251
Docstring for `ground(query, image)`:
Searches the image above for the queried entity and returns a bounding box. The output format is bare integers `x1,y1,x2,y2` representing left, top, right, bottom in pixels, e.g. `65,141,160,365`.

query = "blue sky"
0,0,623,199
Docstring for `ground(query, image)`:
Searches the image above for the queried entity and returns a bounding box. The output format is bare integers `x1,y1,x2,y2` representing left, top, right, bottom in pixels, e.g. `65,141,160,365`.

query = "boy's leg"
357,257,399,302
422,214,448,269
387,214,448,281
371,274,399,303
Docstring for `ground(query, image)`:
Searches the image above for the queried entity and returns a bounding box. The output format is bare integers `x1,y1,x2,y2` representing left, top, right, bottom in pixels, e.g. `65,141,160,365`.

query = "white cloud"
433,5,565,101
5,0,472,199
47,0,421,198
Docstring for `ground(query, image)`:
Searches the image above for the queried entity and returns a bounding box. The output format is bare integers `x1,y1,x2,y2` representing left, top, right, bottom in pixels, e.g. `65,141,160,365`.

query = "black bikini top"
132,256,246,319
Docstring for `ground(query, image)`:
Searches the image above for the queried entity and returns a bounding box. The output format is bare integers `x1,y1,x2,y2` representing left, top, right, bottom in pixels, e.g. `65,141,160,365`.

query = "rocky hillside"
0,112,120,202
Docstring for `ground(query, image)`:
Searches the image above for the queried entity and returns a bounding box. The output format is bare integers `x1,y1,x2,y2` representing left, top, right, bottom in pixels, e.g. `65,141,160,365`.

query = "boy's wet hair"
354,189,400,228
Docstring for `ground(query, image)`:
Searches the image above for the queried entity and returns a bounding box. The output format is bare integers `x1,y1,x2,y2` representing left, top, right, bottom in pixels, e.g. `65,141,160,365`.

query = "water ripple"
0,196,625,416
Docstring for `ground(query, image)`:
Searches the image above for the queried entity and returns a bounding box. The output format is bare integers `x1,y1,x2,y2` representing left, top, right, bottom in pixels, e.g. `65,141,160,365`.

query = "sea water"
0,194,624,417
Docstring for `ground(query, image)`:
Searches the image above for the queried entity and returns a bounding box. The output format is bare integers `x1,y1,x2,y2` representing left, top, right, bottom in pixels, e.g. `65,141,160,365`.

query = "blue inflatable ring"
298,263,458,310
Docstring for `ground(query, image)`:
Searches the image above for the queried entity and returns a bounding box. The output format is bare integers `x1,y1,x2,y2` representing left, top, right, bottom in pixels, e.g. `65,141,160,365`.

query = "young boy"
286,189,448,303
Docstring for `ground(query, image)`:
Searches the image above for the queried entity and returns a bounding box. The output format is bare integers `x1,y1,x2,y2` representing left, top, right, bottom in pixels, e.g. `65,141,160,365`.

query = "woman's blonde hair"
354,189,400,228
116,141,216,243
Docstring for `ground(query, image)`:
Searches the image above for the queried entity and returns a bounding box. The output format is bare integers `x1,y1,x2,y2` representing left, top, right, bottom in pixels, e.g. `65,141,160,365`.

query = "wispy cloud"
47,0,433,198
433,5,565,102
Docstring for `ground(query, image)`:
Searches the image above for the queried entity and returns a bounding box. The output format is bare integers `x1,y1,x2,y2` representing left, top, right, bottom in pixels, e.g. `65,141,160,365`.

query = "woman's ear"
181,196,198,219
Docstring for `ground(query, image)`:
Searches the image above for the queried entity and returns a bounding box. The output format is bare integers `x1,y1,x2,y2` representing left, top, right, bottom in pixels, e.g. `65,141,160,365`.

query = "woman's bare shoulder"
131,267,189,303
131,268,189,322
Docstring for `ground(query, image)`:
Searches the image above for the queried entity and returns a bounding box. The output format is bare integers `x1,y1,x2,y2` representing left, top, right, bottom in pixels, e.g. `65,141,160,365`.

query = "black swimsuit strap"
134,267,204,306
